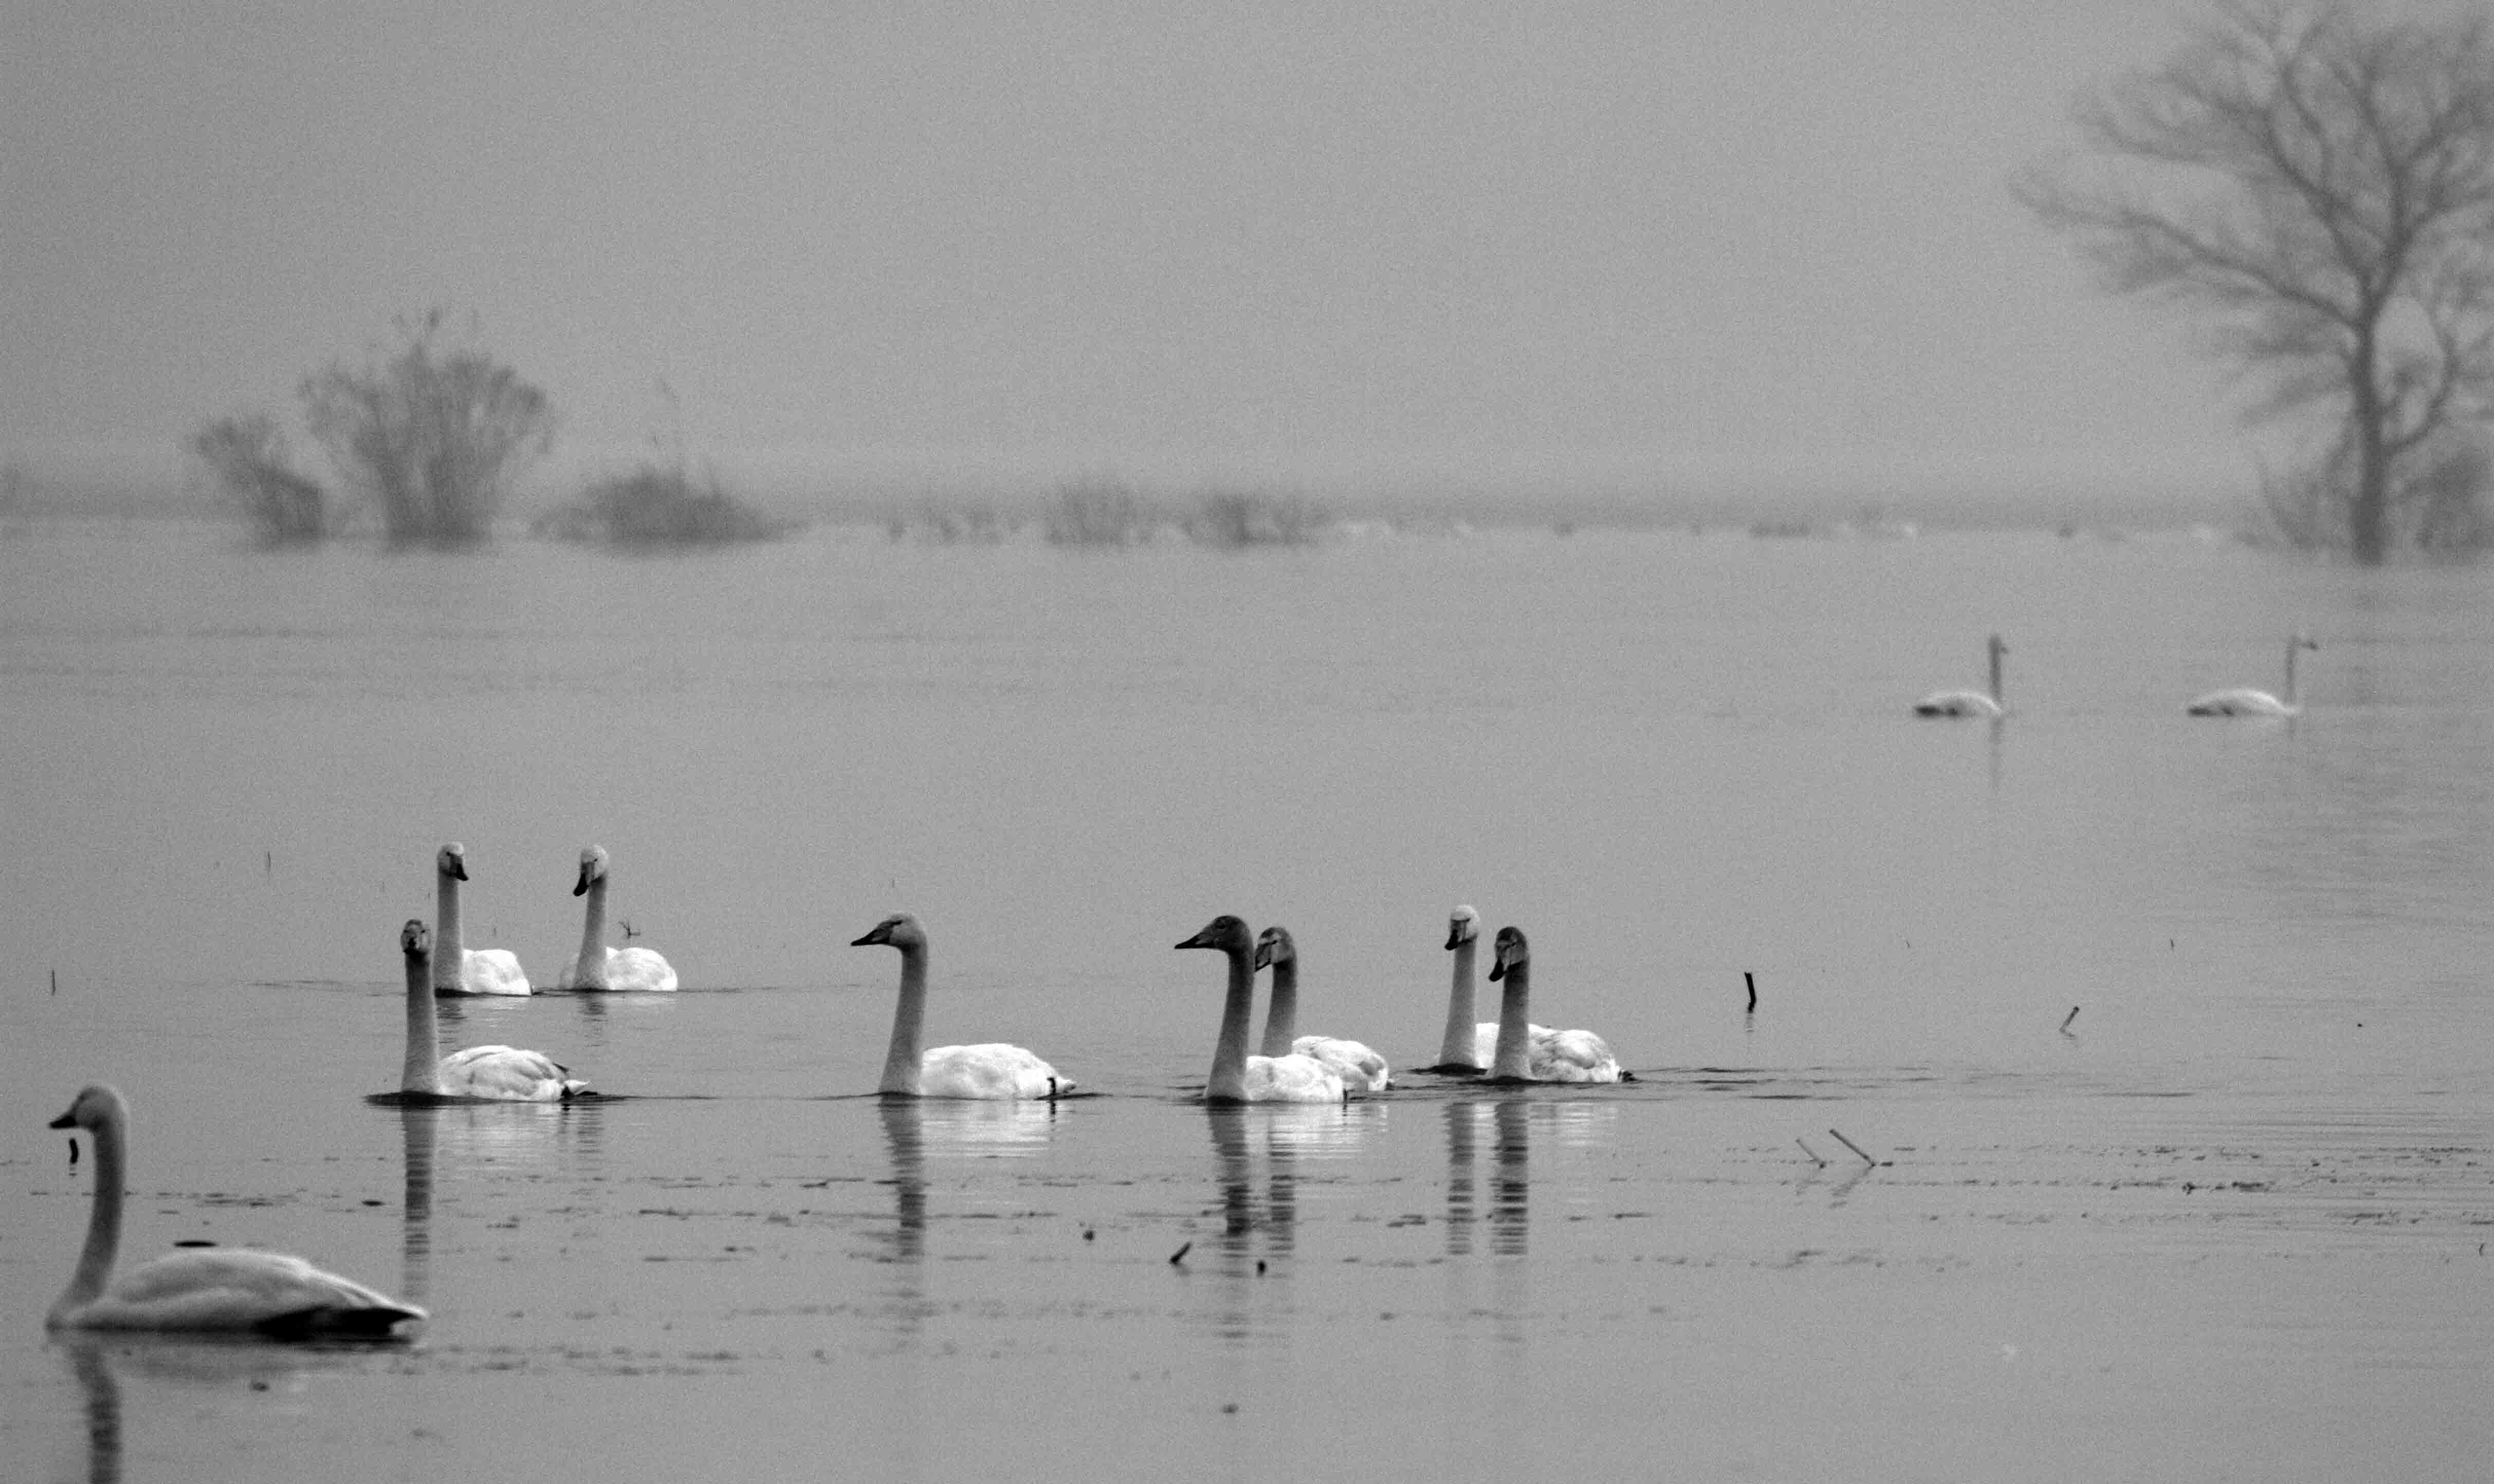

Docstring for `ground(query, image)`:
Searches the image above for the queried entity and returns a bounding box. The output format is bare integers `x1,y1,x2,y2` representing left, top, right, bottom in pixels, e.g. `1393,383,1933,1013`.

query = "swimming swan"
1413,905,1549,1074
558,846,678,991
853,912,1070,1099
433,843,530,996
1254,925,1391,1092
1177,915,1348,1103
2188,633,2319,717
1486,926,1625,1083
1913,634,2007,718
45,1084,426,1337
401,920,588,1100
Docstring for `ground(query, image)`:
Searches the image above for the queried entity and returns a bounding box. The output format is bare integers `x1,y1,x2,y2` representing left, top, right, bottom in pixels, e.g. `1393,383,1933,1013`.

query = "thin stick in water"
1744,971,1757,1013
1795,1137,1825,1167
1828,1128,1880,1166
1167,1241,1191,1266
2059,1006,2080,1034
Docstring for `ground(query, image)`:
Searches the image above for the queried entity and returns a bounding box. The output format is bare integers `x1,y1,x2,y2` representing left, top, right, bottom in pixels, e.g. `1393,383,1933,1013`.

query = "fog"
5,3,2269,520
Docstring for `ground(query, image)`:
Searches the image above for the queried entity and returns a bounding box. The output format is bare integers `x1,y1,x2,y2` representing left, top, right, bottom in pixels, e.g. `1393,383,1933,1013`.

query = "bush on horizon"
535,465,794,548
187,415,327,544
1187,488,1329,548
1043,478,1157,546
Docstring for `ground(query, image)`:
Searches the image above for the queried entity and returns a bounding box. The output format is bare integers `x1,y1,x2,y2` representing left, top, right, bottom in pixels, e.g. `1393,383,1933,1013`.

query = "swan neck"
1207,945,1256,1102
1439,938,1480,1067
1491,961,1533,1079
433,870,462,990
879,942,929,1095
402,947,443,1094
53,1107,126,1323
1988,643,2005,705
574,875,609,980
1258,959,1298,1059
2283,639,2300,706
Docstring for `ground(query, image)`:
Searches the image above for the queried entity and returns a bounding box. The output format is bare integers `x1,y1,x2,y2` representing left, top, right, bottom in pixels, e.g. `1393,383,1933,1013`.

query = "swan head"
1988,634,2008,658
400,918,430,959
48,1083,123,1134
437,843,469,881
1487,925,1529,981
1253,925,1296,971
573,845,611,896
1176,915,1253,954
1446,905,1479,950
852,911,925,949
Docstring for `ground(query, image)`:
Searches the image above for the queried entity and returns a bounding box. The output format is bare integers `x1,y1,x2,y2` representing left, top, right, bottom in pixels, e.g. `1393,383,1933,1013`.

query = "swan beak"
1444,923,1467,950
851,923,892,948
48,1108,77,1131
1175,927,1217,951
572,864,593,897
1252,940,1274,970
448,858,469,881
1487,957,1506,981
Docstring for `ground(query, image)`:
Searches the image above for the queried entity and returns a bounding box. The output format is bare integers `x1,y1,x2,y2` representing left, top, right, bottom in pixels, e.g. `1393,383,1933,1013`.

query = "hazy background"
6,3,2261,522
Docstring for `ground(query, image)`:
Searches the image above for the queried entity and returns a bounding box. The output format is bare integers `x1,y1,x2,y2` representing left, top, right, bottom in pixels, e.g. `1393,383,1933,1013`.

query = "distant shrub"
1187,488,1329,548
188,415,328,543
300,309,553,547
535,467,793,548
1044,478,1157,546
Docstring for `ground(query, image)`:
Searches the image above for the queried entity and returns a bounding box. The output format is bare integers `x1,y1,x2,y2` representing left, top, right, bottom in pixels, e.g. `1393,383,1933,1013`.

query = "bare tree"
2017,1,2494,563
300,309,553,546
188,414,327,544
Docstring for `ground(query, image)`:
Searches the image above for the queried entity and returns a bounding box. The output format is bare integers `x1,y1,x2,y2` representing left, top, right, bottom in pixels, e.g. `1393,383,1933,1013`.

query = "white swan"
1486,926,1625,1083
401,919,589,1101
432,843,530,996
1913,634,2007,718
2189,633,2319,716
1413,904,1550,1074
1254,925,1391,1092
558,846,678,991
45,1084,426,1337
853,912,1070,1099
1177,915,1348,1103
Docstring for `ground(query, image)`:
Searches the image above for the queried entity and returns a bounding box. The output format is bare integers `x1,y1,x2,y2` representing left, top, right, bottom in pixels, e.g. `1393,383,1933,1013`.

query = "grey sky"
5,3,2272,504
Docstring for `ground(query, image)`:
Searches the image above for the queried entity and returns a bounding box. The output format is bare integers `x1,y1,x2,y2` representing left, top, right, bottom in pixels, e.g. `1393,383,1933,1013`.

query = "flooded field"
2,518,2490,1480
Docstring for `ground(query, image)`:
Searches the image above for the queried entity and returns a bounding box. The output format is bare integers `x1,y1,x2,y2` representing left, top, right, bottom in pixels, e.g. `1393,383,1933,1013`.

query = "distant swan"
853,912,1070,1099
1254,925,1391,1092
433,843,530,996
558,846,678,991
1913,634,2007,718
1177,915,1348,1103
1412,904,1549,1075
45,1083,425,1337
1486,926,1625,1083
401,920,588,1100
2188,633,2319,717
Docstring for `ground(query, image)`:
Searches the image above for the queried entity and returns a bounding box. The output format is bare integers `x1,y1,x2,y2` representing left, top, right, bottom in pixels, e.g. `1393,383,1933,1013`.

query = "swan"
1176,915,1348,1103
558,846,678,991
1913,634,2007,718
852,912,1070,1099
400,919,589,1100
2189,633,2319,716
1411,905,1549,1074
433,843,530,995
1486,926,1625,1083
1254,925,1391,1092
44,1084,426,1337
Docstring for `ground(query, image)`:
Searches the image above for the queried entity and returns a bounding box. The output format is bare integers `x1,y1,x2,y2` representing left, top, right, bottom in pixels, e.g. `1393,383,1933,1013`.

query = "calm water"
2,516,2490,1481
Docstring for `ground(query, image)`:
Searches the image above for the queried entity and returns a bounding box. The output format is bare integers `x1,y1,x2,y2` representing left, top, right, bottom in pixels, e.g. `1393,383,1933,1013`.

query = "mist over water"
3,518,2490,1479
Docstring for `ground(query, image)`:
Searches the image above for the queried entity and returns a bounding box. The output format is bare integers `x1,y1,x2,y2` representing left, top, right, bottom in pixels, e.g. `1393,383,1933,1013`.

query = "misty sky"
1,3,2306,502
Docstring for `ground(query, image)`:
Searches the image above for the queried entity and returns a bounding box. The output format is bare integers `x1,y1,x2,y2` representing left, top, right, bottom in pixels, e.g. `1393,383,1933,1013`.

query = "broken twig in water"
1795,1137,1825,1167
2060,1006,2080,1034
1828,1128,1880,1167
1167,1241,1191,1266
1744,971,1757,1014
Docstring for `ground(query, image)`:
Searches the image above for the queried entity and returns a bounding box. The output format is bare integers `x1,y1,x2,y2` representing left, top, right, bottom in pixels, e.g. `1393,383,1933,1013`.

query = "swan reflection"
56,1333,344,1484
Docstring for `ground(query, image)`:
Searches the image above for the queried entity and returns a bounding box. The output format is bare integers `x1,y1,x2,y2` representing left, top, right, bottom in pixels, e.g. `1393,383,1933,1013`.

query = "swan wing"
1292,1035,1391,1092
439,1045,584,1101
72,1249,424,1335
1534,1028,1623,1082
2186,688,2287,716
919,1044,1069,1100
603,946,678,992
1473,1022,1554,1069
1244,1052,1347,1103
457,949,531,997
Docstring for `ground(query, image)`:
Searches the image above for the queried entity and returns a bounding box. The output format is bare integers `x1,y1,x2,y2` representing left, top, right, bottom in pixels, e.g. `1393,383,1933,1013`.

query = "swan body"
1487,926,1624,1083
1913,634,2007,718
433,843,530,995
401,920,588,1101
559,846,678,990
2189,634,2318,717
45,1084,425,1337
1254,925,1392,1092
853,912,1070,1099
1177,915,1348,1104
